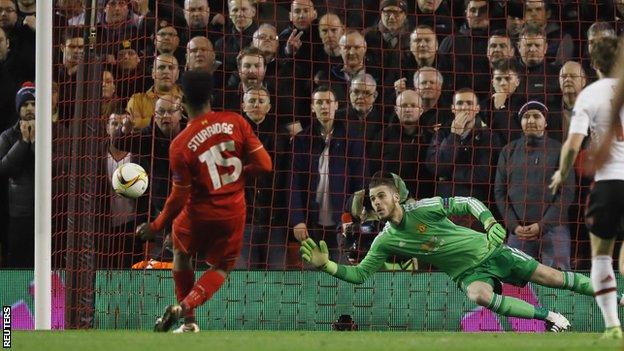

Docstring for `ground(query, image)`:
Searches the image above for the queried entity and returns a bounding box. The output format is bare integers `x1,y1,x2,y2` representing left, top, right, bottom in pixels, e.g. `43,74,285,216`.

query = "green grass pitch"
10,331,623,351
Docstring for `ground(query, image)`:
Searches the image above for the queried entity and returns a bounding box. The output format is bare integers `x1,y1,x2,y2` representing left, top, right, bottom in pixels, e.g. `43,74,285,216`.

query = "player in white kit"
550,36,624,339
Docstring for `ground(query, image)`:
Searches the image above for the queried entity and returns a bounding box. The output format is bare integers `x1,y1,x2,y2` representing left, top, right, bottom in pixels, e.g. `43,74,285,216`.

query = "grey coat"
0,122,34,217
494,135,575,233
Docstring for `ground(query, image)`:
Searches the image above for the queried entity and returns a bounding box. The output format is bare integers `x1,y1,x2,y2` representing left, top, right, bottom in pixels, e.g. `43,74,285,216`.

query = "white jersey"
569,78,624,181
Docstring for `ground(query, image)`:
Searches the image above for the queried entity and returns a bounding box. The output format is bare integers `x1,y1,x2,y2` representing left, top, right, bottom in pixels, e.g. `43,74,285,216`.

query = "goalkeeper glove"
300,238,331,270
485,221,506,248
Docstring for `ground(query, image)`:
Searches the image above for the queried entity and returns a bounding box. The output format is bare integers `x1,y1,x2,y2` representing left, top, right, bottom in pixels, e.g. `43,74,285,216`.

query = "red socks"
181,270,226,312
173,270,195,322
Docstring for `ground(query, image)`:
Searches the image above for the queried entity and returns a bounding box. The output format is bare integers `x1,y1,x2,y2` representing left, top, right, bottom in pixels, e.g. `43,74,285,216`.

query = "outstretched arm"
300,238,387,285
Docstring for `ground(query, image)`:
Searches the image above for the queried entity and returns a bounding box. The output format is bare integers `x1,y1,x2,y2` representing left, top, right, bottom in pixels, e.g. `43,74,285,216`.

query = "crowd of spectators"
0,0,620,270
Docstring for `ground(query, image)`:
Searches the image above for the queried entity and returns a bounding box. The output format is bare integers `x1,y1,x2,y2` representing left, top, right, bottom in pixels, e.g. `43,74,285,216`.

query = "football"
111,162,149,199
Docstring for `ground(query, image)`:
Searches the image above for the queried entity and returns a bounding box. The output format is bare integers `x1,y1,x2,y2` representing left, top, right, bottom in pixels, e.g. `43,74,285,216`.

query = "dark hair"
492,59,519,74
591,36,619,76
489,29,510,38
520,22,546,39
311,85,336,100
180,70,214,112
63,26,86,44
236,46,265,69
368,171,398,191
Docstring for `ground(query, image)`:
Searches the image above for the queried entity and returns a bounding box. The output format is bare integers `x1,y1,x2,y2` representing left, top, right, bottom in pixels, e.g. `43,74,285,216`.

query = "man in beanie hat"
0,81,35,268
494,100,574,270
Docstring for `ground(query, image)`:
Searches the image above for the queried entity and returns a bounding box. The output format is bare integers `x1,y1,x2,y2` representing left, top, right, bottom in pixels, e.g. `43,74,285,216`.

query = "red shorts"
172,213,245,271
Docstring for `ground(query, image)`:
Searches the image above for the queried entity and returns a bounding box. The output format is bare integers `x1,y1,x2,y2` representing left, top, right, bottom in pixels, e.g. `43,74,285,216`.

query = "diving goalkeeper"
301,171,624,331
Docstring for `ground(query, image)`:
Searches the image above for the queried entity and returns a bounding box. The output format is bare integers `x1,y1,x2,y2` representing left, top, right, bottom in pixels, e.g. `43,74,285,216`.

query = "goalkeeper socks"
591,255,620,328
561,271,594,296
173,270,196,323
487,293,549,320
182,270,226,311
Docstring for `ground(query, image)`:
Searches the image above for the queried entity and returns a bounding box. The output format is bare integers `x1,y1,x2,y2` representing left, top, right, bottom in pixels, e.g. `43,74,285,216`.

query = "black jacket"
0,122,34,217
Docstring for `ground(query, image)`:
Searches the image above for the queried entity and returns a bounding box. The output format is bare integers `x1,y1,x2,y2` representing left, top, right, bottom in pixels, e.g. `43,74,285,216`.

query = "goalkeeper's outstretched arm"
300,238,387,284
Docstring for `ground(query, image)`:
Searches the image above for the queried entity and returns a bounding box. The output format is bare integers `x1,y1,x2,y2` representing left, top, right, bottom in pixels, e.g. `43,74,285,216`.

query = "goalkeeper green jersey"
334,196,496,284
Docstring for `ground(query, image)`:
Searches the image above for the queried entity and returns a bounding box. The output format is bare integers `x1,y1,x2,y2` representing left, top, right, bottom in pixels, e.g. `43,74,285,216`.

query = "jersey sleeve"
333,232,389,284
169,140,192,186
440,196,495,224
568,89,592,136
239,115,265,156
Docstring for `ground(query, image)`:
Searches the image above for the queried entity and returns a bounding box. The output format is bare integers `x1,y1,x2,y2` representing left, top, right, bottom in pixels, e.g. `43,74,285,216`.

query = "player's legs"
590,233,620,337
172,246,195,323
584,180,624,337
464,280,569,330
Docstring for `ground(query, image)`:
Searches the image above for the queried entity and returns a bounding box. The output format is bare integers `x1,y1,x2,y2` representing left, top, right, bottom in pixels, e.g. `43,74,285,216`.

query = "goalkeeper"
302,171,623,332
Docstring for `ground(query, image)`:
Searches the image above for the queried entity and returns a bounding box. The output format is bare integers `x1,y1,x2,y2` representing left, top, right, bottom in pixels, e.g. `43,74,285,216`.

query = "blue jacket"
290,120,366,227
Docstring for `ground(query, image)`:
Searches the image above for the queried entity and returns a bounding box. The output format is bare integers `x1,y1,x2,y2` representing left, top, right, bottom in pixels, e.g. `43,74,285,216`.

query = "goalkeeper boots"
544,312,570,332
172,323,200,333
154,305,182,332
601,326,623,340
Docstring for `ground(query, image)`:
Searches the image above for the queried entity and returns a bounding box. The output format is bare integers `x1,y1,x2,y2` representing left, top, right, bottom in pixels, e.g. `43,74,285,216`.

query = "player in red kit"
136,71,272,333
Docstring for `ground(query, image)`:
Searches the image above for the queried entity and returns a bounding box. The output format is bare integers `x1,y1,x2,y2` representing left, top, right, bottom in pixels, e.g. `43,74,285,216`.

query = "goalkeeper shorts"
456,245,539,294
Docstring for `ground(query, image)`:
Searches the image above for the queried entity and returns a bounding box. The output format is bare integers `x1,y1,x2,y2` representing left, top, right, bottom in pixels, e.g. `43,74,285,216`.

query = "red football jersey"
168,111,264,220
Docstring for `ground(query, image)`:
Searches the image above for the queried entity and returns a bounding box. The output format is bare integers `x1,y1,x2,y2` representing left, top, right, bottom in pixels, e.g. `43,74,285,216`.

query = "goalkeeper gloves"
485,220,506,248
300,238,339,275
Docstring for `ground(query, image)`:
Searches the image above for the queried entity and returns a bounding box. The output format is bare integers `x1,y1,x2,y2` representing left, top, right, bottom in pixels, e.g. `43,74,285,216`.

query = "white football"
112,163,149,199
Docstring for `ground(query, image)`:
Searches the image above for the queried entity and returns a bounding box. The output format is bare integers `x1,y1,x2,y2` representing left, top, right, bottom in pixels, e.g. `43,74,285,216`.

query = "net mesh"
29,0,617,329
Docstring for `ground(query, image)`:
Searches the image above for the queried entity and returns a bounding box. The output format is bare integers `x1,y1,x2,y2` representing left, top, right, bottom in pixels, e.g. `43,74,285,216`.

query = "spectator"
426,88,501,205
506,2,525,43
223,46,266,110
439,0,491,96
114,38,149,101
494,101,574,270
0,26,26,132
523,0,573,65
0,0,33,78
481,59,525,144
184,0,223,44
126,53,182,129
153,20,186,67
516,23,560,98
0,83,35,268
103,112,144,268
395,25,453,100
412,66,447,129
101,70,122,119
334,73,383,164
113,95,186,263
98,0,141,65
238,86,290,269
186,36,217,74
290,85,365,261
55,0,89,26
314,12,344,78
16,0,34,18
364,0,411,109
373,89,436,198
279,0,321,130
57,26,85,121
316,29,367,108
549,61,587,143
413,0,453,39
486,30,515,70
215,0,258,74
